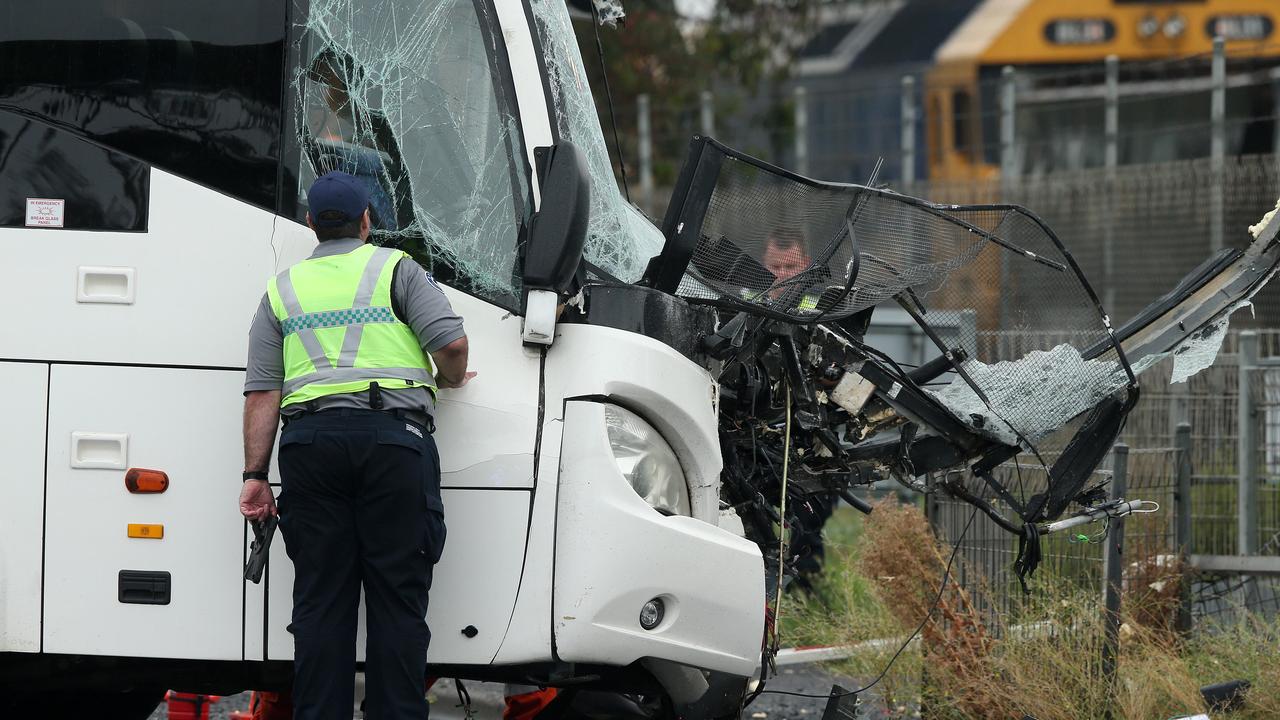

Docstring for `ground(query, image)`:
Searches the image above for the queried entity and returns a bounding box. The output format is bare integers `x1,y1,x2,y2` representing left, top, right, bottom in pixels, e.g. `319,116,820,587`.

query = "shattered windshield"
528,0,664,282
289,0,529,306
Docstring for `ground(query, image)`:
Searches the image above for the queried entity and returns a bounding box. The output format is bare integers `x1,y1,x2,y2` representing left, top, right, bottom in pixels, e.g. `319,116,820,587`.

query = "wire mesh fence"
927,343,1280,631
929,446,1178,630
632,46,1280,327
901,156,1280,328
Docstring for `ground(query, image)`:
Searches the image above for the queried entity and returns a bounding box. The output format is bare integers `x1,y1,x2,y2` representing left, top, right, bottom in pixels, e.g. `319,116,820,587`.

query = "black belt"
283,407,435,434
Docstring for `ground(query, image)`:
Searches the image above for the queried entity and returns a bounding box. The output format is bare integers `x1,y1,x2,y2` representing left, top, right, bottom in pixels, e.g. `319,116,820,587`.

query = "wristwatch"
242,470,269,482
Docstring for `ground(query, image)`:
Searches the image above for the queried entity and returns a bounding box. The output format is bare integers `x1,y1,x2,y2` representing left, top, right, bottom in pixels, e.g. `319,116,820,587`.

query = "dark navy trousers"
277,409,447,720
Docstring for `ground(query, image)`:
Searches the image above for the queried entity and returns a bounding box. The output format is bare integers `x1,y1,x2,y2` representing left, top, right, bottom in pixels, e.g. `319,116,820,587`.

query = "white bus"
0,0,763,716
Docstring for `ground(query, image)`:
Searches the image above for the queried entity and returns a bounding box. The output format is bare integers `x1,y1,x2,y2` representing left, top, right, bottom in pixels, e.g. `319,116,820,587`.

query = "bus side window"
0,0,286,214
0,114,148,232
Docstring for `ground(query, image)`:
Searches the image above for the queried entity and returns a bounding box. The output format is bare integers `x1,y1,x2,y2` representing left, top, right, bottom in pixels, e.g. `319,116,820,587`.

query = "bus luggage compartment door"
0,361,49,653
43,364,246,660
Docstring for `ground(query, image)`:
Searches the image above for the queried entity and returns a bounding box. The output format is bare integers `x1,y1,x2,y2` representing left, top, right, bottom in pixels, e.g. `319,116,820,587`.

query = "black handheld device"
244,515,279,584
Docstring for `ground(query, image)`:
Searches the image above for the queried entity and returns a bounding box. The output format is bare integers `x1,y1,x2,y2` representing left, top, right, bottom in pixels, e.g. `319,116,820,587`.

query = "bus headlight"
603,404,691,516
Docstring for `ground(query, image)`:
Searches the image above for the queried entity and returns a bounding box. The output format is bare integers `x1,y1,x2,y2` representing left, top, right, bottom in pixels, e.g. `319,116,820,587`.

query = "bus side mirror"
522,142,591,345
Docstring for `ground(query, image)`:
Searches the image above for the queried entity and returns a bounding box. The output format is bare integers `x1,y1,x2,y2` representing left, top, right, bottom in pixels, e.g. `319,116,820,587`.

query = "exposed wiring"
754,506,980,701
587,1,631,203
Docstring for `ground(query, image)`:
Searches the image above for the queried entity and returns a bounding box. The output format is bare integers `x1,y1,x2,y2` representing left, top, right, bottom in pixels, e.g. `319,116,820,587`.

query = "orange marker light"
127,523,164,539
125,468,169,494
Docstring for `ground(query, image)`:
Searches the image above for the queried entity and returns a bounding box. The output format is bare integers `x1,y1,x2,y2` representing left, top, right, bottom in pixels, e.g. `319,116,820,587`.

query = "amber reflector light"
125,468,169,494
127,523,164,539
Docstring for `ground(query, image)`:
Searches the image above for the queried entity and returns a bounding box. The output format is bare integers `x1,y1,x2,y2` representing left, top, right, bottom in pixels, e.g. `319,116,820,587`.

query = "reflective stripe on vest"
268,244,436,408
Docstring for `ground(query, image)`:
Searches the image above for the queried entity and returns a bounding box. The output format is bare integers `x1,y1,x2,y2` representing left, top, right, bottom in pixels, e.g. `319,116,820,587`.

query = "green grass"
781,499,1280,719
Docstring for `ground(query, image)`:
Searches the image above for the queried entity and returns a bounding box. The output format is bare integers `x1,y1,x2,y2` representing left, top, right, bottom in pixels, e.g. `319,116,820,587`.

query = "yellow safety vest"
267,244,436,408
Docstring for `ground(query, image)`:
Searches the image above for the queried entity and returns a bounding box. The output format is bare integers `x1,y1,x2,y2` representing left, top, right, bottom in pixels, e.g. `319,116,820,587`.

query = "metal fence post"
901,75,916,185
1238,330,1259,555
1174,422,1193,634
1000,66,1018,187
794,85,808,177
1102,443,1129,715
1273,67,1280,182
637,93,653,213
1210,36,1225,253
700,89,715,138
1103,55,1119,312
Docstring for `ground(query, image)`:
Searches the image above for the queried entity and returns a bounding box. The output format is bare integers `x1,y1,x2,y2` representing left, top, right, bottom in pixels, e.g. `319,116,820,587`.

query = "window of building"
952,89,973,159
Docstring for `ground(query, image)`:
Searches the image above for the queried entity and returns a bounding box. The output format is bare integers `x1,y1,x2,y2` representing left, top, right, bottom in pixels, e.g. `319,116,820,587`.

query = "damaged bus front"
0,0,760,715
5,0,1279,715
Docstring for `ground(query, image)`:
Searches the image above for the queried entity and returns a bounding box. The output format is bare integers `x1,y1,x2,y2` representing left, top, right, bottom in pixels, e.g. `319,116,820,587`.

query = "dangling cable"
773,383,792,655
588,1,632,202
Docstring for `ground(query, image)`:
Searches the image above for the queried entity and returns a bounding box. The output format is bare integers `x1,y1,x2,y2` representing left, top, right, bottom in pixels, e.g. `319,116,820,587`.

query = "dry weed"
796,502,1279,719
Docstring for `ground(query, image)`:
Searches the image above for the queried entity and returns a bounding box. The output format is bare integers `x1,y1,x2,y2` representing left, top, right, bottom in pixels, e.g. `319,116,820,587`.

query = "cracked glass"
528,0,664,282
288,0,529,307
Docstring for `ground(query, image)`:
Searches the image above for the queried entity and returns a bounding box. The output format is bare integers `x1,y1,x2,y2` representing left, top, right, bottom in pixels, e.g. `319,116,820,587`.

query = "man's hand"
239,479,278,521
437,371,477,389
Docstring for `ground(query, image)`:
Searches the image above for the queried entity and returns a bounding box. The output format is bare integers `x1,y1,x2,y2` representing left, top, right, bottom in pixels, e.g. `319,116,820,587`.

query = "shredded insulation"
1249,197,1280,239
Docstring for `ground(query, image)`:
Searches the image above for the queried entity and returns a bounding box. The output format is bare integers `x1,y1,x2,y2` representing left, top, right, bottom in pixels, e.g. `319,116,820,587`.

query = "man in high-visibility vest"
238,170,472,720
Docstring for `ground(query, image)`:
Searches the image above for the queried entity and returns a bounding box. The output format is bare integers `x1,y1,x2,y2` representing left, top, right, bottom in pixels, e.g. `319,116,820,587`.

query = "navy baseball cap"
307,171,370,228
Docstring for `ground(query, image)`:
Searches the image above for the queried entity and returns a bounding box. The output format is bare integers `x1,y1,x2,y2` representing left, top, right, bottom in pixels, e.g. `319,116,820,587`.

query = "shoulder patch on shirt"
424,271,444,294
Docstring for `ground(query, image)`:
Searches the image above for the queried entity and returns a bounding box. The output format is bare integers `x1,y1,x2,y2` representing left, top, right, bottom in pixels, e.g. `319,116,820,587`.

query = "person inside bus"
239,170,473,720
760,226,836,313
761,227,812,287
303,50,405,232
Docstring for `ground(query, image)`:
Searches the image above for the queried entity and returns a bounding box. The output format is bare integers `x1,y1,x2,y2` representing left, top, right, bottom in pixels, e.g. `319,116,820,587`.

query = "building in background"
791,0,982,184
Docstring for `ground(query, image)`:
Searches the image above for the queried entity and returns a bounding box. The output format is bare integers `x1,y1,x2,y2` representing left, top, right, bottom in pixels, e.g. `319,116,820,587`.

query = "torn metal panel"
292,0,529,295
527,0,664,282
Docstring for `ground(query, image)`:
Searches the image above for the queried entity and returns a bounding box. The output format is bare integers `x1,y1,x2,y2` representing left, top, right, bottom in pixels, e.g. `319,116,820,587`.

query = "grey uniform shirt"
244,238,464,419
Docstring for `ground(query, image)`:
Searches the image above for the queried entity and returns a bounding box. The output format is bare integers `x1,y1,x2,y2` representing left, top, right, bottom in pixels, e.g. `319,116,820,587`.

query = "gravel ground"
747,665,907,720
146,692,252,719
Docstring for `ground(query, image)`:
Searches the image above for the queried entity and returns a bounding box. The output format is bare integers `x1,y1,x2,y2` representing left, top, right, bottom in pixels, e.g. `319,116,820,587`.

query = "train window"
952,89,973,157
0,1,286,212
0,113,148,232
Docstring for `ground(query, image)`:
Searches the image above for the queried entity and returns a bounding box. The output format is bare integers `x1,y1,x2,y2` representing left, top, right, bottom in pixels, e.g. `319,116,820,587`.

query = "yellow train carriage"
926,0,1280,180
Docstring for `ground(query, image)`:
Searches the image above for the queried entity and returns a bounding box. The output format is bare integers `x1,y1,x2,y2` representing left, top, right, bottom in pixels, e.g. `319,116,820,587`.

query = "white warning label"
26,198,65,228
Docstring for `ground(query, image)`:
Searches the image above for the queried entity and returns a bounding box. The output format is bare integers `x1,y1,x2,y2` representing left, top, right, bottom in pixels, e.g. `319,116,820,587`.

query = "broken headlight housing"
603,404,691,516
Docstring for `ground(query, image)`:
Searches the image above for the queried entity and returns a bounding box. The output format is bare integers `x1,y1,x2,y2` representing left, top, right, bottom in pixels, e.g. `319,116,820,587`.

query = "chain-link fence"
926,344,1280,631
630,45,1280,328
928,445,1179,628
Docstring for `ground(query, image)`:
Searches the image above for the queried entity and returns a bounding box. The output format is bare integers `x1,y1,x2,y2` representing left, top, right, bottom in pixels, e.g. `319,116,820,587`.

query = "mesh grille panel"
669,140,1134,445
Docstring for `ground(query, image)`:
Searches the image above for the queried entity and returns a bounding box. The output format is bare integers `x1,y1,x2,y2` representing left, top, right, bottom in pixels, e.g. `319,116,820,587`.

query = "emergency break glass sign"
26,198,65,228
